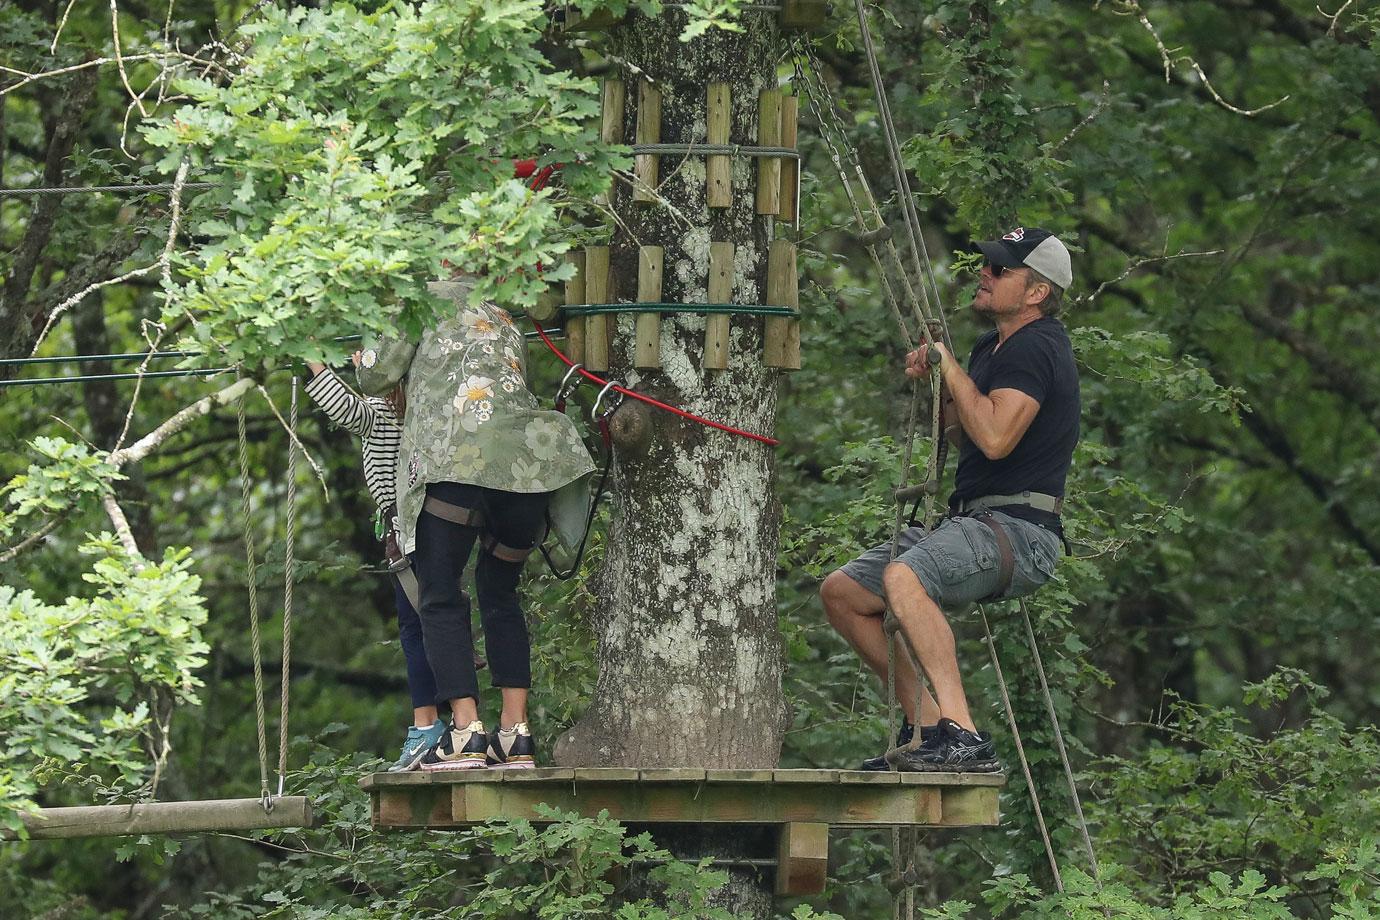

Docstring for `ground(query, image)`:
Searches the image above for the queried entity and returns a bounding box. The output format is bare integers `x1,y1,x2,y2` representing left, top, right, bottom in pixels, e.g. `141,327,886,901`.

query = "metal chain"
276,377,298,798
235,382,272,805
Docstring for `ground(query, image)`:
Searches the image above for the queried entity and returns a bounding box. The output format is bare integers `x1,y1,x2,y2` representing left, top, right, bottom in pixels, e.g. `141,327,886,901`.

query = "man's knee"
882,561,932,605
821,569,876,623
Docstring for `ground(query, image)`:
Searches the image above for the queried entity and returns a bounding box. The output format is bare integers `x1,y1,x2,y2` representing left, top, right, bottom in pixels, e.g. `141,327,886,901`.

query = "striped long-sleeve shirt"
303,368,401,513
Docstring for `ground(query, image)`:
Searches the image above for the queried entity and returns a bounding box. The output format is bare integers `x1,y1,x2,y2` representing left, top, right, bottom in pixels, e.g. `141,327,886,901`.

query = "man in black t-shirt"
821,227,1081,773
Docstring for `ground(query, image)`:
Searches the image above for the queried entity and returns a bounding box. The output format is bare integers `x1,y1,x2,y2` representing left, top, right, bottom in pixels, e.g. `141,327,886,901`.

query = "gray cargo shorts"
840,510,1061,608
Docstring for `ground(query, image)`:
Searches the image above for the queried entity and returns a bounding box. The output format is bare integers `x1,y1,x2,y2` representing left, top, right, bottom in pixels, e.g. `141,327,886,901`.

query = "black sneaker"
895,718,1000,773
486,721,536,770
420,719,488,771
860,721,937,771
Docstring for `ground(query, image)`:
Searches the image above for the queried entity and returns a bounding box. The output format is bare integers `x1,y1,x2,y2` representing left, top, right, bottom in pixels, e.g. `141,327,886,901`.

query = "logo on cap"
1002,227,1025,242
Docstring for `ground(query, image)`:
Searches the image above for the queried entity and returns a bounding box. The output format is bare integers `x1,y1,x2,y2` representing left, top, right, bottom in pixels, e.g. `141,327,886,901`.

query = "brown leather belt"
973,511,1015,600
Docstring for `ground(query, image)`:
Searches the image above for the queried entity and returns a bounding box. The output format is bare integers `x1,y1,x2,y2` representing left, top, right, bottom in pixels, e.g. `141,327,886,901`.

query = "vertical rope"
978,604,1064,891
235,382,271,805
1019,598,1102,882
276,376,298,798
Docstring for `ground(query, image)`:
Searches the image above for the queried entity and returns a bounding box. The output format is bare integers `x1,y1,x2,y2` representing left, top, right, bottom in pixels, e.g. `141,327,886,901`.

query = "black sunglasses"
984,262,1024,277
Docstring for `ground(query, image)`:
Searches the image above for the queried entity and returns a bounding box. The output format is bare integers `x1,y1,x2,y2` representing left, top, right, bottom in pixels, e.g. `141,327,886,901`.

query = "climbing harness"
795,10,1101,910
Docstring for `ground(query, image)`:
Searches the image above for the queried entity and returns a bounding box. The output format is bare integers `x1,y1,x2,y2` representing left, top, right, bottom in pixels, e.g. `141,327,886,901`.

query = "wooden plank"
772,769,839,784
916,787,943,825
839,770,900,785
442,780,950,827
596,78,624,208
939,787,1001,827
634,245,664,369
639,769,708,783
898,771,1006,788
778,95,799,222
755,89,782,215
17,797,314,840
633,79,662,203
573,767,642,782
376,788,451,828
764,239,800,369
704,242,734,370
706,82,732,208
583,246,611,372
776,822,829,896
779,0,829,30
503,767,575,783
564,250,587,364
704,769,776,783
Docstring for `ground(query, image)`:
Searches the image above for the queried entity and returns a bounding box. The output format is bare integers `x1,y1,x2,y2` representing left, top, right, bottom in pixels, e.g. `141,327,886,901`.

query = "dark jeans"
412,481,548,705
392,575,438,711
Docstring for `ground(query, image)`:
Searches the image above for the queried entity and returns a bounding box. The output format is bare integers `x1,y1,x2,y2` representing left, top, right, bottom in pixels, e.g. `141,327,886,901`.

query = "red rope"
530,319,779,447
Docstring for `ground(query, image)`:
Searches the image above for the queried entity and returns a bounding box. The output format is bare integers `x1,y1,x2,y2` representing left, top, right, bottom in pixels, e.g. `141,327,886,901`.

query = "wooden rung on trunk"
597,78,625,207
633,79,662,204
704,242,735,370
634,246,665,370
756,89,782,215
564,250,587,365
706,83,732,209
778,95,799,223
776,822,829,896
13,797,314,840
764,239,801,369
583,246,612,373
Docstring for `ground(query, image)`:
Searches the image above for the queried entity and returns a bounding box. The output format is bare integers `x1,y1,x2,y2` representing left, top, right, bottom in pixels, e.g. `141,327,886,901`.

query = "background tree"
2,0,1378,916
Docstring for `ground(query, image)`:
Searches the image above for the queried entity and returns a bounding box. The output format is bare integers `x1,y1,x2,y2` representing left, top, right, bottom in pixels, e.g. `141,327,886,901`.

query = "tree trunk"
554,12,789,772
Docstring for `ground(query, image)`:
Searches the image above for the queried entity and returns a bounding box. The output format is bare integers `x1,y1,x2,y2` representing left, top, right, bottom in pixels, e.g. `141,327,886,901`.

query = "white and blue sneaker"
389,720,447,773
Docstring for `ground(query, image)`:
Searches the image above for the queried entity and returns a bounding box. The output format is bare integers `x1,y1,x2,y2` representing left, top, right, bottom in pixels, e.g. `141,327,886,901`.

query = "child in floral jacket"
358,279,594,770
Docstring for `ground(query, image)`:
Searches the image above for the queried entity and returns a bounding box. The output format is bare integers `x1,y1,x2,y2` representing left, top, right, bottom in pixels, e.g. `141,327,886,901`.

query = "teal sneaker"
389,720,446,773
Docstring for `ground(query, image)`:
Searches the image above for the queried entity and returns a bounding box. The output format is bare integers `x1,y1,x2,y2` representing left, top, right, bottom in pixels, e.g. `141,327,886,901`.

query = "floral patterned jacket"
356,280,595,556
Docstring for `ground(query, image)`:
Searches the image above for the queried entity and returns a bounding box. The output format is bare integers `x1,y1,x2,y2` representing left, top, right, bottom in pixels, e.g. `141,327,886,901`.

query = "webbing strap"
422,495,483,528
959,491,1064,515
395,565,420,611
974,512,1016,599
482,534,536,563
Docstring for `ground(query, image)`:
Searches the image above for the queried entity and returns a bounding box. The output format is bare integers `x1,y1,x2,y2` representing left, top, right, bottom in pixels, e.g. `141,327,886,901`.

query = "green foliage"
0,540,209,833
0,437,121,539
142,0,622,369
160,743,746,919
1091,669,1380,910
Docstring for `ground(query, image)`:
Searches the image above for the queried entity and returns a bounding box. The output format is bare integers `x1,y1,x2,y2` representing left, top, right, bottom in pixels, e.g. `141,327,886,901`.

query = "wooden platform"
360,767,1003,830
361,767,1002,894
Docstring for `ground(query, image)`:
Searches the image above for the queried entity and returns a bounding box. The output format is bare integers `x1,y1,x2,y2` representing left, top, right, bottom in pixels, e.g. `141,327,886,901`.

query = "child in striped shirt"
304,357,447,771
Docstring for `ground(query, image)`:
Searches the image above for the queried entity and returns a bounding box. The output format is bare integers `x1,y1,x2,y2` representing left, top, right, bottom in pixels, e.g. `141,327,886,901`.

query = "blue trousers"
392,574,439,711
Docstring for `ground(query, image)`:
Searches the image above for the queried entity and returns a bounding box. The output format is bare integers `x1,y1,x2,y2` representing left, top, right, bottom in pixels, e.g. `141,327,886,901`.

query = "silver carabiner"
592,380,624,420
557,363,585,401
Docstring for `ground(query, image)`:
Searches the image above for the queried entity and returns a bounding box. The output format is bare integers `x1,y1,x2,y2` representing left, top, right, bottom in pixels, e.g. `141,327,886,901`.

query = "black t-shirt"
950,317,1080,528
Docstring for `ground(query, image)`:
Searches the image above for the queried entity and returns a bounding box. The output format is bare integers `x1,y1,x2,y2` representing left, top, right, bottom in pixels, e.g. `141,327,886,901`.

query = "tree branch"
110,376,257,468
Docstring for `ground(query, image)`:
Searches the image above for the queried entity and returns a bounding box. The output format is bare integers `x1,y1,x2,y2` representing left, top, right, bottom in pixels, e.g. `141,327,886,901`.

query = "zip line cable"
0,332,562,389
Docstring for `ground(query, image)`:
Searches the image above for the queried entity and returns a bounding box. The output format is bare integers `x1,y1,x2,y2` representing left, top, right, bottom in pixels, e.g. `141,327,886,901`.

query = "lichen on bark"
553,11,790,771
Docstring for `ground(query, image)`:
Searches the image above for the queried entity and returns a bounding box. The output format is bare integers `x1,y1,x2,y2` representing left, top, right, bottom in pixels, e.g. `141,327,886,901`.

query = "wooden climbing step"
361,768,1003,895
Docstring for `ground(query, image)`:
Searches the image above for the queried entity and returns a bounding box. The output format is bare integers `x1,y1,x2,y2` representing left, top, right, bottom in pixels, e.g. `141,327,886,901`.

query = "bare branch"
1113,0,1291,116
1318,0,1356,37
0,517,62,565
29,264,157,356
111,375,256,467
255,383,331,498
1049,81,1111,153
102,493,145,566
110,0,149,119
0,53,205,98
1077,246,1225,309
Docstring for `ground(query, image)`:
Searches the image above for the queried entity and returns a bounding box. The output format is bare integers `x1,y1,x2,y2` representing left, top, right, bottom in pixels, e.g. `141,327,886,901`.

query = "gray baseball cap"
971,227,1072,290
